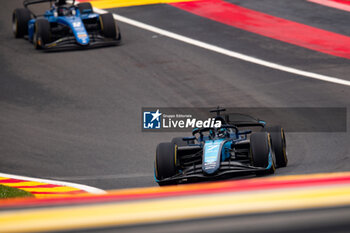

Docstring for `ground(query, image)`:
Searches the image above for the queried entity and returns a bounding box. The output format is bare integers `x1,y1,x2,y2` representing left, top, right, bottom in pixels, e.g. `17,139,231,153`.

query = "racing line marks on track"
93,7,350,87
0,173,105,198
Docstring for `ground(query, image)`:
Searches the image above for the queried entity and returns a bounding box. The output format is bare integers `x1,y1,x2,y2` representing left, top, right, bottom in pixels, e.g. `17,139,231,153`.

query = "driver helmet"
209,129,215,139
58,7,69,16
217,128,228,138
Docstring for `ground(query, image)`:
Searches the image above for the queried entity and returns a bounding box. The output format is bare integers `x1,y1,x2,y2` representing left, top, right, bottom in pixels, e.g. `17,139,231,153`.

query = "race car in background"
154,108,288,185
12,0,121,50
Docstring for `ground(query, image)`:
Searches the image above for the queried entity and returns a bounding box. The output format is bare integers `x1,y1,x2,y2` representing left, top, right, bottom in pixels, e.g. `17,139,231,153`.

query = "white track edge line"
93,7,350,87
0,172,106,194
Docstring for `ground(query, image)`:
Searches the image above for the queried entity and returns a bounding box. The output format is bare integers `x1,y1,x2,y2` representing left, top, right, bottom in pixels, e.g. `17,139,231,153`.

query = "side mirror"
183,136,196,141
82,9,92,14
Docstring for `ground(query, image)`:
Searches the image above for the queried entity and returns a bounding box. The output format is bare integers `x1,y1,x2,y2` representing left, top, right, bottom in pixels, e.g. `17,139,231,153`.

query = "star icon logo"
150,109,162,123
143,109,162,129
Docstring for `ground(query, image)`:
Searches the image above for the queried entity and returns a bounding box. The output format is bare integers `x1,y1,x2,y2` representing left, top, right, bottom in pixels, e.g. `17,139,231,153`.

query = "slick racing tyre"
250,132,275,175
99,13,119,39
77,2,93,14
33,19,51,50
155,142,177,183
266,126,288,168
13,8,31,38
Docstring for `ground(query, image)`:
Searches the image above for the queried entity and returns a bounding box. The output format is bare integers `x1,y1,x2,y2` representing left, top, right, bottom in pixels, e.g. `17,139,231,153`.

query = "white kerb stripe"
0,172,106,194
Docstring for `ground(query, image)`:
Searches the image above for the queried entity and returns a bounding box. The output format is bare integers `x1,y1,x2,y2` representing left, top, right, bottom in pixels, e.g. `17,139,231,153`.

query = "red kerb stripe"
2,174,350,208
13,184,62,188
0,179,26,183
330,0,350,5
30,190,87,195
170,0,350,59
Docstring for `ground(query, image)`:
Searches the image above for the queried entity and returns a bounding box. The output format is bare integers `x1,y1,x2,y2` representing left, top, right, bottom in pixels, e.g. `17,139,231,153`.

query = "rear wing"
23,0,75,17
23,0,52,8
224,114,266,128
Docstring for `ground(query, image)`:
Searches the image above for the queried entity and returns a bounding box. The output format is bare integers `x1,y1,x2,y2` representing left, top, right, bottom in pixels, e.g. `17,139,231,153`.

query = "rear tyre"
99,13,117,39
33,19,51,50
77,2,93,14
265,126,288,168
250,132,275,175
155,142,177,184
13,8,31,38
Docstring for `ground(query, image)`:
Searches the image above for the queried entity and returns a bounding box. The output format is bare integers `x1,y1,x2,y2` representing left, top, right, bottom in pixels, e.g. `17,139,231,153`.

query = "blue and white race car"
13,0,121,50
154,108,288,185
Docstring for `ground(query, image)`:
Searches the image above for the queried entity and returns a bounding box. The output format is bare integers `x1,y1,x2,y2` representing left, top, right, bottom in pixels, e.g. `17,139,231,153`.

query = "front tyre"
155,142,177,184
250,132,275,175
33,19,51,50
99,13,120,39
266,126,288,168
13,8,31,38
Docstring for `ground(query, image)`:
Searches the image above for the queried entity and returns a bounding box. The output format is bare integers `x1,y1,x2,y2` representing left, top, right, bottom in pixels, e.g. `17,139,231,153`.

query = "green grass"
0,185,34,198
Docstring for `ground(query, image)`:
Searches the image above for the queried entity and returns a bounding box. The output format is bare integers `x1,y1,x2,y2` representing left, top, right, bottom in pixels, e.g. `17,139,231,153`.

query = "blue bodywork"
23,3,120,50
154,111,277,185
28,8,95,45
28,7,97,47
202,139,225,174
199,129,273,175
155,125,273,184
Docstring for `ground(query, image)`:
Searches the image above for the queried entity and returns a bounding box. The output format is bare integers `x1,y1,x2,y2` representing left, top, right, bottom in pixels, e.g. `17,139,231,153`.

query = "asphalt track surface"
1,0,350,232
1,0,350,189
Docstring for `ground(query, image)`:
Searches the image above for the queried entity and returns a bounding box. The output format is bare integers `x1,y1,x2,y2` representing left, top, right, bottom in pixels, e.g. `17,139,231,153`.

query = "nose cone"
202,140,224,175
69,17,90,45
76,32,89,45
